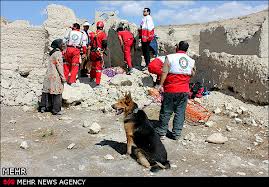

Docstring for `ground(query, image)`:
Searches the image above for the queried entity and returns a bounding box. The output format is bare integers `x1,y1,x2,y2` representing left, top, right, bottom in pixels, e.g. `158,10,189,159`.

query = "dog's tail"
150,160,170,172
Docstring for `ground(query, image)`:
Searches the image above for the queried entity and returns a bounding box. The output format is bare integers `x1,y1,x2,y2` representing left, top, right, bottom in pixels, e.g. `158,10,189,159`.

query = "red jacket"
164,51,192,93
118,30,134,44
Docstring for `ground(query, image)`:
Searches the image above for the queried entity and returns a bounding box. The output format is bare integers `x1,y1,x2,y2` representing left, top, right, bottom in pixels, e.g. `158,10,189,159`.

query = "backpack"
189,82,208,99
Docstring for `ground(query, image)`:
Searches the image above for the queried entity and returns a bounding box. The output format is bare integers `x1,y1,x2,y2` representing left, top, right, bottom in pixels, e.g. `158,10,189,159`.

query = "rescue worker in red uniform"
63,23,87,86
148,55,166,85
89,21,107,87
155,41,196,141
117,23,134,75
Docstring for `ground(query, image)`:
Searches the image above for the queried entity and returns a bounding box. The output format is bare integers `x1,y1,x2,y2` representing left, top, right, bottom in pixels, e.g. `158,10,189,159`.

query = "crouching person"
155,41,196,140
39,39,66,115
148,56,166,86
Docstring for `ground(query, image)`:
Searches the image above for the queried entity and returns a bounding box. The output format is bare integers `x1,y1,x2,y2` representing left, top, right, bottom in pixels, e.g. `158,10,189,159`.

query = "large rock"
62,83,94,105
206,133,228,144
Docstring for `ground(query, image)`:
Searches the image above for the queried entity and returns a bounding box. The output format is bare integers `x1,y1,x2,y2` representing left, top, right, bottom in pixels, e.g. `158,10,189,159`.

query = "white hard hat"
83,21,90,26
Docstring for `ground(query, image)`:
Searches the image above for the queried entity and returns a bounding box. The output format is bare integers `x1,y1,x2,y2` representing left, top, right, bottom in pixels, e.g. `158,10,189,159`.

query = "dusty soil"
0,98,268,177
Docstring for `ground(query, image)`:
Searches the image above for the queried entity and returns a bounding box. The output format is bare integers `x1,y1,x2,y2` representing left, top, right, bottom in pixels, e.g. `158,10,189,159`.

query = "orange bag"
185,99,211,123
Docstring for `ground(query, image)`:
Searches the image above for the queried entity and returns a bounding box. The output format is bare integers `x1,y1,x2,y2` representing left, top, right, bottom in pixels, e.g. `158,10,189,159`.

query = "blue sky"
1,1,268,26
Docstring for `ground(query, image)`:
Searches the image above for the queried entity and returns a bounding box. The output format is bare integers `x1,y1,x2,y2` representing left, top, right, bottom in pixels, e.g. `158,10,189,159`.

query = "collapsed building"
0,4,268,109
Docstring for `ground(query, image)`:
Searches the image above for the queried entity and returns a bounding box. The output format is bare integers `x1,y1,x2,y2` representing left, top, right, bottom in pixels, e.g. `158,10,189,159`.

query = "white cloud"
161,1,195,8
98,1,153,16
153,1,268,25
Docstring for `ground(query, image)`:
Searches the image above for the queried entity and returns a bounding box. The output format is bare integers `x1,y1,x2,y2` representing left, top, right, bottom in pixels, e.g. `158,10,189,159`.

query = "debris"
67,143,76,149
194,98,202,103
20,141,29,149
88,122,101,134
228,112,238,118
255,136,263,143
262,160,268,164
53,156,58,159
104,154,114,160
181,159,187,162
239,106,247,113
226,125,232,132
224,103,233,110
235,118,242,124
206,133,228,144
236,108,243,114
213,108,222,114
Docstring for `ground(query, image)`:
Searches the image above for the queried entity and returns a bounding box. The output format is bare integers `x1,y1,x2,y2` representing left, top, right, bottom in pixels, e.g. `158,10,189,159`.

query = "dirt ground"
0,101,268,177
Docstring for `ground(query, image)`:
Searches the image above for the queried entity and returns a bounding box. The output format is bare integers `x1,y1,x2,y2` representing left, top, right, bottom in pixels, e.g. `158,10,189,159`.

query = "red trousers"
148,58,163,80
123,39,133,68
64,47,80,84
90,51,103,85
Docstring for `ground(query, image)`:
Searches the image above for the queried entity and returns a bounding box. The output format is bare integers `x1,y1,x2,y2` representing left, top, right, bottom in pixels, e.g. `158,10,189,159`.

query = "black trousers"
39,93,62,114
142,41,151,66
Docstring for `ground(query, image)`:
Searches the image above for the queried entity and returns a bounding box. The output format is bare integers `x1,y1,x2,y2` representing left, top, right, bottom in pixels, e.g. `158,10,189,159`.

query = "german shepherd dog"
111,92,170,172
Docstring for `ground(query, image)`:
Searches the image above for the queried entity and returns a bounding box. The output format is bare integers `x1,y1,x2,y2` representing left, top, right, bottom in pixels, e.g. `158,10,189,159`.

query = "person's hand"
157,85,164,93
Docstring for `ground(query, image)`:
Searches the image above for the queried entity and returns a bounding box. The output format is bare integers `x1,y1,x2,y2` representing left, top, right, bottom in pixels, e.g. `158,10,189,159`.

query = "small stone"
79,165,85,171
228,112,238,118
20,141,29,149
247,147,252,151
253,142,259,146
182,142,187,146
194,98,201,103
9,119,16,124
236,108,243,115
206,133,228,144
53,156,58,159
67,143,76,149
82,120,90,128
59,116,72,120
235,118,242,124
226,125,232,132
22,106,30,112
205,121,214,127
181,159,187,162
184,133,195,141
185,169,189,173
104,154,114,160
52,169,56,172
239,106,247,113
236,172,246,176
248,162,255,166
11,128,15,131
255,136,263,143
20,136,24,139
258,172,264,175
88,122,101,134
171,164,177,168
214,108,222,114
224,103,233,110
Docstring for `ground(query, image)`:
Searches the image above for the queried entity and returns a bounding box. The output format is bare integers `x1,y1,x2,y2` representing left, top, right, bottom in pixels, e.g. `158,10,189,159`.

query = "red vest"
139,29,154,42
163,51,192,93
89,30,107,49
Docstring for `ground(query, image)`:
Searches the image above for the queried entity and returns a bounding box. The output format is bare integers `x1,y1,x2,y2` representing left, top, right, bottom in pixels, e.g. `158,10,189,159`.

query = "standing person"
155,41,196,140
148,55,166,86
117,23,134,75
39,39,66,115
63,23,87,86
89,21,107,88
80,21,91,77
139,8,155,71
